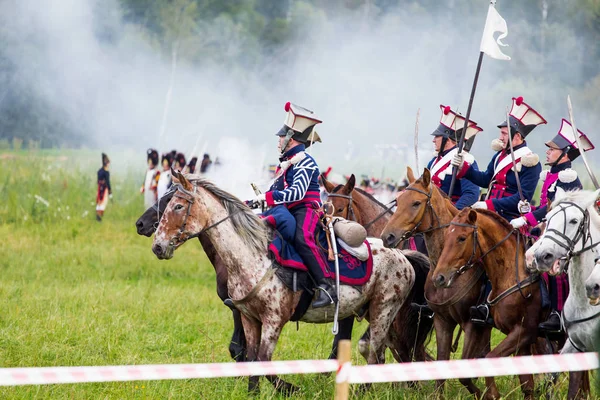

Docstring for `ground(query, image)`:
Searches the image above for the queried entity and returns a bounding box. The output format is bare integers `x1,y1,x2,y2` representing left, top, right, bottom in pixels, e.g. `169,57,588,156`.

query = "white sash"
493,146,531,176
430,148,457,178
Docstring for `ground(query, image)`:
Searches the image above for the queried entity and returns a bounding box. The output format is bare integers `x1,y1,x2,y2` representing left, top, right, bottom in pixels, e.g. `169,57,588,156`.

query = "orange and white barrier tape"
343,352,598,384
0,352,596,386
0,360,338,386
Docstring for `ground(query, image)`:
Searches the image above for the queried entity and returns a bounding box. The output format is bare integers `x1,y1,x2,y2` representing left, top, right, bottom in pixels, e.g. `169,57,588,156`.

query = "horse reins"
326,191,397,230
400,186,451,240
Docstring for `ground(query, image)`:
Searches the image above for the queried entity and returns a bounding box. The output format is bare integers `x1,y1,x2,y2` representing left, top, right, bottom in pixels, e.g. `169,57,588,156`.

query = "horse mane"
187,176,268,253
332,184,391,210
475,208,513,232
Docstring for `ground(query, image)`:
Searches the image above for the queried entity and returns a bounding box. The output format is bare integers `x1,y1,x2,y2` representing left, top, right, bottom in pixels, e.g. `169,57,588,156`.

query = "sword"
327,218,341,335
567,95,599,189
414,108,420,172
505,106,530,214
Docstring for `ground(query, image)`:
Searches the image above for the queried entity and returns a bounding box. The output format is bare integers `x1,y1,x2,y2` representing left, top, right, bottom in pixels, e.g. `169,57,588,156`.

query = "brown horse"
433,208,542,400
152,174,420,394
323,174,433,364
380,168,491,397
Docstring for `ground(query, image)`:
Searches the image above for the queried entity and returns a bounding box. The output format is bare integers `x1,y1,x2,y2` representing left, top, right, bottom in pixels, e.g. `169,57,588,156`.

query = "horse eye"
569,219,578,225
174,204,185,211
337,208,344,213
412,201,421,207
458,236,467,243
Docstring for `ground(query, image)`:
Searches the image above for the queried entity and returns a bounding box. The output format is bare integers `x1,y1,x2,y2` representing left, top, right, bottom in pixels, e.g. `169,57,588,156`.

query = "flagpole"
448,51,484,196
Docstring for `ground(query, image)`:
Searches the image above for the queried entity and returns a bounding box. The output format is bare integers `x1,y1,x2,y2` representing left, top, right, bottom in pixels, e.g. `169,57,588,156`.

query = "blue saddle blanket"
261,206,373,286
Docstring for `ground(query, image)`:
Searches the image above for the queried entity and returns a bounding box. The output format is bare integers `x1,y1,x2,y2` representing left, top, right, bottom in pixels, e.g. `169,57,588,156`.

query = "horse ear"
172,174,180,185
344,174,356,194
406,166,415,183
468,209,478,224
177,171,192,191
422,168,431,188
322,174,336,193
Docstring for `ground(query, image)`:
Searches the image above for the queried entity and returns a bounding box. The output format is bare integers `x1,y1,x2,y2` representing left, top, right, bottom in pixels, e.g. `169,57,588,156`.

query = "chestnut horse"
152,174,420,394
380,168,491,397
434,208,543,400
323,174,433,364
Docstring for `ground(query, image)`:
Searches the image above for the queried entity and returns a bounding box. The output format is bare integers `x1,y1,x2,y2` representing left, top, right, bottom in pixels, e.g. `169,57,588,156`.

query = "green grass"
0,150,596,399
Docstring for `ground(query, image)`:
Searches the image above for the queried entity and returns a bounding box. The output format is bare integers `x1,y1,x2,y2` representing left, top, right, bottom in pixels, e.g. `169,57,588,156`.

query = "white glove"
517,200,531,214
472,201,487,210
510,217,527,229
254,193,266,202
451,153,464,168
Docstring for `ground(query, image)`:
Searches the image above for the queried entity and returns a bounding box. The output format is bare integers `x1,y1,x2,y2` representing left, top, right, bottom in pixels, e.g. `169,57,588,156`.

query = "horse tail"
396,249,434,362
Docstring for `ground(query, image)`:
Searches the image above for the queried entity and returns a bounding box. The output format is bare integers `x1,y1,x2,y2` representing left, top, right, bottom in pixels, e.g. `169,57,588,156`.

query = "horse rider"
451,96,544,323
428,105,482,209
252,102,336,308
509,119,594,332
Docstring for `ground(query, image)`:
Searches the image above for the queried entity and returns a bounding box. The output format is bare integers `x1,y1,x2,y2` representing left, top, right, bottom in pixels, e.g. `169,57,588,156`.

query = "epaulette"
558,168,578,183
539,169,549,181
491,139,504,152
521,153,539,167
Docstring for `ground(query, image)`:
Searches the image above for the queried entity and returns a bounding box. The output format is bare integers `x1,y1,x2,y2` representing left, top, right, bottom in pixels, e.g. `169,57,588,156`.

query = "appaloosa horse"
152,174,421,394
323,174,433,364
380,168,490,397
434,208,543,400
529,188,600,399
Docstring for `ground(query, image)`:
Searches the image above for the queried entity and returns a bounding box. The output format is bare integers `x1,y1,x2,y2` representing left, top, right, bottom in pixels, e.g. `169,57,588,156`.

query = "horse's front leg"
259,321,300,396
458,322,491,398
516,343,534,400
329,316,355,359
432,314,457,394
229,308,247,361
483,326,536,400
561,340,586,400
240,315,261,394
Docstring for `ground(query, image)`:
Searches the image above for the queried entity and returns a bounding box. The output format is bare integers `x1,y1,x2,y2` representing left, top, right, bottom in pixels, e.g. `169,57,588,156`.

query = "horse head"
381,167,434,248
533,188,600,274
323,174,361,221
432,208,479,288
135,188,176,237
152,172,208,259
585,258,600,306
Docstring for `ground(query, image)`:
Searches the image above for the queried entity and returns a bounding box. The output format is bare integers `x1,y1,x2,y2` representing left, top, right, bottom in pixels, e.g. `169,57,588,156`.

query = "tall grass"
0,151,595,399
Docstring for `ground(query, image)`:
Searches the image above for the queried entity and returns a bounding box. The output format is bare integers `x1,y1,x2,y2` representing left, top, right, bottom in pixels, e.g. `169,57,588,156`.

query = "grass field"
0,150,596,399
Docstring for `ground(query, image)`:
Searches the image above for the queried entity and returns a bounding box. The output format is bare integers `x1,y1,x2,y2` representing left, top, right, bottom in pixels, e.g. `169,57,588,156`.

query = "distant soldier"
185,157,198,174
140,148,160,209
200,153,212,173
428,105,481,209
157,152,174,200
175,152,186,172
96,153,112,221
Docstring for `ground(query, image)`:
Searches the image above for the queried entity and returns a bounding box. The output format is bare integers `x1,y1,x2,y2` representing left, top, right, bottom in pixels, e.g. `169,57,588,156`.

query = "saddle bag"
331,217,367,247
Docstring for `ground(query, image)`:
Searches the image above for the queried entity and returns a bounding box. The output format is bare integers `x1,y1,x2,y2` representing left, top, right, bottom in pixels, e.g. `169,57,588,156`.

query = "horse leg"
482,327,535,400
432,315,457,394
561,340,585,400
259,322,300,395
229,308,247,361
329,316,354,359
458,323,490,398
241,315,261,394
516,345,534,400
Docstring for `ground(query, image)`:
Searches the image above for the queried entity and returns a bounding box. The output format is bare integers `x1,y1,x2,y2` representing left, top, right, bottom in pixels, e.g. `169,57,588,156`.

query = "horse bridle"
399,186,446,241
540,201,600,272
446,219,531,299
167,184,240,248
327,191,396,230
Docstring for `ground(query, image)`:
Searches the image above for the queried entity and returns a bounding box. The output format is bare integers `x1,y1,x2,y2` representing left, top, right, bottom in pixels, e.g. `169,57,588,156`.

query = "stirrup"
316,286,335,303
470,304,493,326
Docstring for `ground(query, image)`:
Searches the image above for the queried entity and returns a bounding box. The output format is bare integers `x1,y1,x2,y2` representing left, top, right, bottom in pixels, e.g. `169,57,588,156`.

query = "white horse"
585,258,600,304
151,174,419,394
527,188,600,399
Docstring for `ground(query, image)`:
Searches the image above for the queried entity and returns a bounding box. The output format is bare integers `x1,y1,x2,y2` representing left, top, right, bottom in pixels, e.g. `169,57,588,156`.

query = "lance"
448,51,484,196
567,95,599,189
414,108,420,172
505,106,530,214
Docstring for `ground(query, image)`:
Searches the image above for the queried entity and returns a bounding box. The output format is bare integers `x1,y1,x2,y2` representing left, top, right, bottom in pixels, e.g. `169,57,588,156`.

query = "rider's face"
546,147,562,164
499,127,509,146
433,136,443,152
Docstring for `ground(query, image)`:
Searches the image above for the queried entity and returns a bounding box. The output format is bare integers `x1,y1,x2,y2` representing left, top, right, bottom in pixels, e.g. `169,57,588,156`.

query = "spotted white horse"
151,174,419,395
527,188,600,400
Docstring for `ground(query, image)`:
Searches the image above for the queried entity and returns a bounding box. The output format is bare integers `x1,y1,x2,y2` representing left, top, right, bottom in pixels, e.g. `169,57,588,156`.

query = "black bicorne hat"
147,148,159,166
102,153,110,166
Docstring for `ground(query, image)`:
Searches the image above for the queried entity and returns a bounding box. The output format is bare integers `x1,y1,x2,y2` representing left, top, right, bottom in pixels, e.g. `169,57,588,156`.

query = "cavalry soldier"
157,152,174,200
96,153,112,222
140,148,160,209
509,119,594,332
428,105,482,209
451,96,544,323
252,102,336,308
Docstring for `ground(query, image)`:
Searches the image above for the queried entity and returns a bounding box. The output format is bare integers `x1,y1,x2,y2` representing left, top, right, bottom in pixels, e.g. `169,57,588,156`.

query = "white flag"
479,4,511,61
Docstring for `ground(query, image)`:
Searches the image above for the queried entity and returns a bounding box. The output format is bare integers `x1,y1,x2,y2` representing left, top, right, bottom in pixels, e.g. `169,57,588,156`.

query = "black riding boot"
312,282,337,308
470,303,493,326
539,310,561,332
